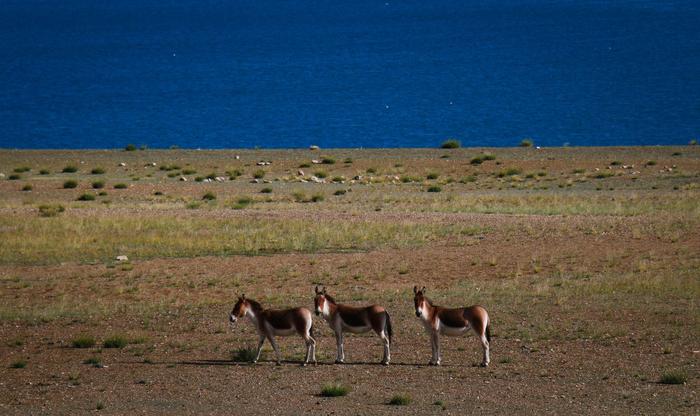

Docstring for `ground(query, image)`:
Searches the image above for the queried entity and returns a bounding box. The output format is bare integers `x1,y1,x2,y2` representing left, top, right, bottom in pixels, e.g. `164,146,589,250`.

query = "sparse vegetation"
427,186,442,192
8,174,21,180
321,383,349,397
321,157,336,164
103,335,128,349
253,170,266,179
232,347,257,363
520,138,533,147
440,139,460,149
63,180,78,189
388,394,411,405
77,193,96,201
91,168,106,174
72,335,96,348
260,187,272,193
659,370,687,385
39,169,50,175
14,166,31,173
10,360,27,369
114,183,128,189
62,165,78,173
202,192,216,201
124,144,137,151
426,172,439,180
38,204,65,217
92,180,105,189
21,184,33,191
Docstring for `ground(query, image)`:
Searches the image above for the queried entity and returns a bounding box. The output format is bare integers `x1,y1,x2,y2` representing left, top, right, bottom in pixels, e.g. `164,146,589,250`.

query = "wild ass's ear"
315,285,321,295
241,294,246,300
322,286,327,294
421,286,426,294
413,285,418,294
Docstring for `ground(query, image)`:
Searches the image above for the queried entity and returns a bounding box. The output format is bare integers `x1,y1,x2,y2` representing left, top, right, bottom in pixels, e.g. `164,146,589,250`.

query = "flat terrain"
0,147,698,415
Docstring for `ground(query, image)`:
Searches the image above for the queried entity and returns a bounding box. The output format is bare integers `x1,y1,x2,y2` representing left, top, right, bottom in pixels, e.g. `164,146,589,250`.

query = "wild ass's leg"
479,333,490,367
334,329,345,364
302,332,316,366
266,334,282,365
378,329,390,365
430,331,441,365
253,334,266,363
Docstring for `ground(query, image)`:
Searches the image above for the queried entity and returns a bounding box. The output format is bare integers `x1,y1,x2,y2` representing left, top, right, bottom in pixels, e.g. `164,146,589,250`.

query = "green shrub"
77,193,96,201
298,163,311,168
8,174,21,180
331,176,344,183
98,191,108,196
83,357,101,366
202,192,216,201
470,156,484,165
646,160,657,166
91,168,106,174
321,157,336,164
182,169,197,175
260,187,272,193
334,189,347,196
38,204,65,217
62,165,78,173
610,160,621,166
231,197,253,209
497,167,522,177
314,171,328,179
103,335,128,349
124,144,137,151
39,169,50,175
483,153,496,161
321,383,349,397
426,172,439,180
441,139,460,149
343,158,353,164
232,347,257,363
427,186,442,193
194,176,204,182
659,370,687,385
92,180,105,189
72,336,96,348
311,193,325,202
11,360,27,369
14,166,31,173
388,394,411,405
63,180,78,189
366,168,377,174
520,138,533,147
114,183,128,189
21,184,33,191
205,172,217,180
253,170,266,179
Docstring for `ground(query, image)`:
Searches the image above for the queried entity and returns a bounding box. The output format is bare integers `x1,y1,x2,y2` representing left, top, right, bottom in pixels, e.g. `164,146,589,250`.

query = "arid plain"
0,147,698,414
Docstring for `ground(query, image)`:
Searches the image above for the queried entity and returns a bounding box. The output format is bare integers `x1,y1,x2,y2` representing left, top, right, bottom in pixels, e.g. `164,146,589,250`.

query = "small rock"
263,180,272,184
119,162,126,167
297,170,305,176
309,145,320,150
0,173,5,179
179,176,187,181
311,159,321,164
251,179,260,184
215,177,226,182
354,175,363,180
116,255,129,262
234,155,240,160
310,176,325,183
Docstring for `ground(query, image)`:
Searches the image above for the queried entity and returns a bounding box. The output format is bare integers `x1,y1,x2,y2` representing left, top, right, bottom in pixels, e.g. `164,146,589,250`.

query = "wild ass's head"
413,286,428,318
313,286,333,316
229,294,249,325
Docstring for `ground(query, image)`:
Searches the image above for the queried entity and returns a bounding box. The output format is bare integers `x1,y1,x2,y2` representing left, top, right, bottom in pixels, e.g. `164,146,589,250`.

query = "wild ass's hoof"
334,359,345,364
275,361,282,366
381,361,390,366
480,362,489,367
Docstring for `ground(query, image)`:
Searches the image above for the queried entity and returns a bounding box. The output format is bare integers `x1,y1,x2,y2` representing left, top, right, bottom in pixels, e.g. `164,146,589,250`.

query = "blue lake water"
1,0,699,149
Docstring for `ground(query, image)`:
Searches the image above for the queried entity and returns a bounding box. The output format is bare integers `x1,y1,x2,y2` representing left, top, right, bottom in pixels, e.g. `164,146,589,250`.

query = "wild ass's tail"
384,311,393,344
485,323,491,343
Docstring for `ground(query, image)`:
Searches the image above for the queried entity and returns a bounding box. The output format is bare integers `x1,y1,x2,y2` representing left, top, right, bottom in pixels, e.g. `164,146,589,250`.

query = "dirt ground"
0,147,698,415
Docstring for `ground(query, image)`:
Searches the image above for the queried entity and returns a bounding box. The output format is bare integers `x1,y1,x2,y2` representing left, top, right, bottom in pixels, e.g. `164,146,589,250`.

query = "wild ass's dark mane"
246,298,264,311
324,293,337,304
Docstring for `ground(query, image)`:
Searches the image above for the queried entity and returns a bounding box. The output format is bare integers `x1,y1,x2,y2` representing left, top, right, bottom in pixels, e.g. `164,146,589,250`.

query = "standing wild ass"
413,286,491,366
313,286,392,365
229,294,316,366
